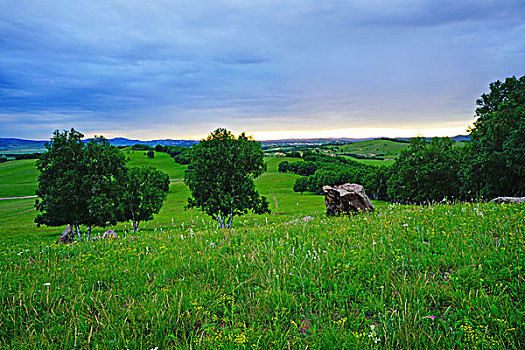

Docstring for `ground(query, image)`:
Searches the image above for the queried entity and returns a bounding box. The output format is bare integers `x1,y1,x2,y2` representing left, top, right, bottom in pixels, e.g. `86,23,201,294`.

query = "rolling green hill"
0,152,319,241
0,159,38,197
0,145,523,349
319,139,408,159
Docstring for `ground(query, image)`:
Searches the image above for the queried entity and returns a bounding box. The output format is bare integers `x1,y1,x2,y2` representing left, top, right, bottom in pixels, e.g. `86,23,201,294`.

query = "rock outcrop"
323,183,374,216
56,224,75,244
491,197,525,204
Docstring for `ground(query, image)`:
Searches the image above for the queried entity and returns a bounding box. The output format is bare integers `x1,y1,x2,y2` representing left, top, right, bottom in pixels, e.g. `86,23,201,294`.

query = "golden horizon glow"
83,124,473,142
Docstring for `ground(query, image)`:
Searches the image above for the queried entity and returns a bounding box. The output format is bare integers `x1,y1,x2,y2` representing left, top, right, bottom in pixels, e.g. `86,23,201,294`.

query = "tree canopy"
35,129,87,240
119,166,169,232
462,75,524,198
81,136,127,237
387,137,461,202
184,128,270,228
35,128,169,240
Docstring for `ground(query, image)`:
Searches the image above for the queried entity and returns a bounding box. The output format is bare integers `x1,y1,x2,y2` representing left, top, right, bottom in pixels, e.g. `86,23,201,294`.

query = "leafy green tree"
81,136,127,239
293,177,309,194
36,130,129,241
278,160,289,173
462,75,524,198
35,129,86,240
184,128,270,229
387,137,461,202
119,167,169,231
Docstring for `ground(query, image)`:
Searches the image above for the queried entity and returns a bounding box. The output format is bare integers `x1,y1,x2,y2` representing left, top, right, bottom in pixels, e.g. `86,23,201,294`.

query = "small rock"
102,229,118,239
56,224,75,244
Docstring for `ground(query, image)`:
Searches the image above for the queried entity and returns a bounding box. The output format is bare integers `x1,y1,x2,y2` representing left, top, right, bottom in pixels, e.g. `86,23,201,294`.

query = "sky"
1,0,524,140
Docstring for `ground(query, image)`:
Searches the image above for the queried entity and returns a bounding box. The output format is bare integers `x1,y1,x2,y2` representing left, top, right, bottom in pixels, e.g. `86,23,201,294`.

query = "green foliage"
387,137,461,202
14,153,41,160
119,167,169,231
131,144,154,151
292,177,308,194
285,151,301,158
35,129,87,233
82,137,127,233
281,155,388,199
185,128,270,228
158,145,192,164
278,160,289,173
462,75,525,198
34,130,169,238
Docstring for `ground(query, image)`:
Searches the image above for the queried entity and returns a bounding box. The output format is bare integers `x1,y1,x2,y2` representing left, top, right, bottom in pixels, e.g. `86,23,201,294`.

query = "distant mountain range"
0,137,199,153
0,135,470,154
104,137,199,147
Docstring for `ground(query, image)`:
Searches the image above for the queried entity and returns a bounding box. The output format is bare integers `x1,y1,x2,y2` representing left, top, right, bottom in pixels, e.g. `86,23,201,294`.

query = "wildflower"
43,283,51,286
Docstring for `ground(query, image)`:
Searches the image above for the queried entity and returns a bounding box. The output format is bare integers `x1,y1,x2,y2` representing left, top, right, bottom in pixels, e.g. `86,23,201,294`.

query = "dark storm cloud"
0,0,523,139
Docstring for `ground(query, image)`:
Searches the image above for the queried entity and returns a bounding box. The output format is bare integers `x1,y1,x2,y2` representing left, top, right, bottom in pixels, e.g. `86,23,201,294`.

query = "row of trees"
282,75,524,202
390,76,524,201
280,155,389,199
35,129,169,240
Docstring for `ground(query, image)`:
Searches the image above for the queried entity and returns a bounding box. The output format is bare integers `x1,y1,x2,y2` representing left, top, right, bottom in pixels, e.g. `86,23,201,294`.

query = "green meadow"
0,150,523,349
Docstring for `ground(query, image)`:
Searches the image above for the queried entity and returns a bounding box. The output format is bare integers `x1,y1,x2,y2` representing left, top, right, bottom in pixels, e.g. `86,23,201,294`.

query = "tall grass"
1,202,523,349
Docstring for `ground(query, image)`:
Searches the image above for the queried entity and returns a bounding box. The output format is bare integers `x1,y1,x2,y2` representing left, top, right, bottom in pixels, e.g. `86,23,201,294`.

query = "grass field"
0,159,39,198
320,139,408,159
0,149,523,349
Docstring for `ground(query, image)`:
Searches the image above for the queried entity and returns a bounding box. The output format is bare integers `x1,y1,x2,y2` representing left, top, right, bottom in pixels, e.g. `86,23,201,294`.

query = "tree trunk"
132,212,138,231
75,224,81,242
226,208,234,229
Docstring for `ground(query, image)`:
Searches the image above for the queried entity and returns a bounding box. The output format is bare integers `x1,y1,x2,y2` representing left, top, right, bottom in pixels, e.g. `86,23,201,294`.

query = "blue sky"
1,0,524,140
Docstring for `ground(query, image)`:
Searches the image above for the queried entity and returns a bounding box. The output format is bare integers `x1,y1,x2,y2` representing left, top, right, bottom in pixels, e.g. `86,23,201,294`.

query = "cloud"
0,0,524,139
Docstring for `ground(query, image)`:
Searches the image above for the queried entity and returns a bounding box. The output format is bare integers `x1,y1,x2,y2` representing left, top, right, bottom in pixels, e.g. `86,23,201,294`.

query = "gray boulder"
323,183,374,216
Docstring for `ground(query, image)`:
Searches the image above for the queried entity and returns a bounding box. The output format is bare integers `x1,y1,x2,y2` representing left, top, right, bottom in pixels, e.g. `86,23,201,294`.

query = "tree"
462,75,524,198
81,136,127,239
293,177,308,194
387,137,461,202
278,160,289,173
35,130,128,241
147,150,155,158
35,129,86,241
184,128,270,228
119,167,169,231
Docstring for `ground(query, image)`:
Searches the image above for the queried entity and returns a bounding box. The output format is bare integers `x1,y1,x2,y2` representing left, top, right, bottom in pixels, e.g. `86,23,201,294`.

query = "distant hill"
0,137,199,154
0,135,470,154
105,138,199,147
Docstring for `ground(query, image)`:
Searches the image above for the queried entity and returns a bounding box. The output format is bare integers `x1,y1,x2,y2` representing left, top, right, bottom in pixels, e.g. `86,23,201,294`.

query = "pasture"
0,151,523,349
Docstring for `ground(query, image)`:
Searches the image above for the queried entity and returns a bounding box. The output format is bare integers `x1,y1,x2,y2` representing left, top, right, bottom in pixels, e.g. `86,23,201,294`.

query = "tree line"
280,75,524,202
35,129,169,241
